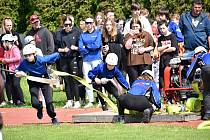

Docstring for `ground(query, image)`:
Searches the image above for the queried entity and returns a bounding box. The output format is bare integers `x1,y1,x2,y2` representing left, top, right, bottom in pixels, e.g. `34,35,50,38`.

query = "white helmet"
24,36,34,45
23,44,36,55
194,46,207,54
142,70,154,79
105,53,118,66
1,34,14,42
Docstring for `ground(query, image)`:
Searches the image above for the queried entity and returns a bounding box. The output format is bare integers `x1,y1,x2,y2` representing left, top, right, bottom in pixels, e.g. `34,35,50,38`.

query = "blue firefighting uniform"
187,53,210,118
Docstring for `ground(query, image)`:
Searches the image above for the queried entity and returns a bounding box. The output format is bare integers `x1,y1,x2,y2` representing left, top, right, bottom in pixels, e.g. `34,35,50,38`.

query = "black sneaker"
202,113,210,120
102,105,108,111
142,108,153,123
117,115,125,123
52,118,60,125
37,108,43,119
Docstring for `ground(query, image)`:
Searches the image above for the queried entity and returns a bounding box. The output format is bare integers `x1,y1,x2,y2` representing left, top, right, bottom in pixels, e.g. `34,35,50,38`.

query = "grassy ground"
3,124,210,140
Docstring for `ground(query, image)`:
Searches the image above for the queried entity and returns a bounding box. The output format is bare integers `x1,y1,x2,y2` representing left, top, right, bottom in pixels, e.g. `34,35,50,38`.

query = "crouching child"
118,70,161,123
15,44,60,124
88,53,129,111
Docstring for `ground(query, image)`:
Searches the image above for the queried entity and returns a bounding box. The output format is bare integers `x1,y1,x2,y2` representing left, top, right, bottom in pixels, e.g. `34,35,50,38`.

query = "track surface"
0,108,203,128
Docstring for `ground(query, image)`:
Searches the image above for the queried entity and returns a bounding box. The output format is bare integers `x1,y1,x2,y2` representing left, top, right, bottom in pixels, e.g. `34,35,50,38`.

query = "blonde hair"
1,16,12,34
137,73,154,81
102,19,117,43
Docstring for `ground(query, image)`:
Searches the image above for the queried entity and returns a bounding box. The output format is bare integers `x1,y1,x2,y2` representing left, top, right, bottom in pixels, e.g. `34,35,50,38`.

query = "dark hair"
130,17,142,31
158,20,168,27
131,3,140,11
60,14,72,26
104,8,114,15
158,8,169,19
192,0,203,5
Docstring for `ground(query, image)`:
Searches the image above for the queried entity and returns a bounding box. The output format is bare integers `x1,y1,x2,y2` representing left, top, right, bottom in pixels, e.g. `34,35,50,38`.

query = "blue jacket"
179,12,210,50
88,63,129,90
79,29,102,62
187,53,210,81
168,21,184,43
128,79,161,108
16,52,60,78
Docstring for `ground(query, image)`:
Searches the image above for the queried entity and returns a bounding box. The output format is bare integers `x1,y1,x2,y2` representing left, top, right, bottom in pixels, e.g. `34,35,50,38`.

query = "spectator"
0,16,23,50
179,0,210,58
118,70,161,123
102,19,125,70
157,20,178,89
24,35,43,56
15,44,60,124
157,8,170,22
79,19,86,32
26,14,55,55
123,3,152,36
124,18,154,84
95,12,104,32
105,8,115,21
168,13,184,57
0,34,24,105
54,15,81,108
116,18,125,35
78,16,102,108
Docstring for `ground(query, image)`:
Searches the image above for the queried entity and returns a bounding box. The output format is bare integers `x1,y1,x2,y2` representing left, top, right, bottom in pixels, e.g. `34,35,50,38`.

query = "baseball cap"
30,15,39,24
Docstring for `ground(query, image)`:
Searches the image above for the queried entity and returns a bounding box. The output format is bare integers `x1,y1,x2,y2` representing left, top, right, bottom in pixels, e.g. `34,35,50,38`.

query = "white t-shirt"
123,15,153,36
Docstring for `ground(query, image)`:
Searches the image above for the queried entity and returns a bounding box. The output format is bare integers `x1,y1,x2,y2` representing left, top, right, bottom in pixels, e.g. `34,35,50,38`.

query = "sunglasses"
64,23,72,27
85,22,93,25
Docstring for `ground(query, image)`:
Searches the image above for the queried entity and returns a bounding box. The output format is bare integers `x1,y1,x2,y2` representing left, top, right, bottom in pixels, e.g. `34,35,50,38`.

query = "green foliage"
0,0,209,33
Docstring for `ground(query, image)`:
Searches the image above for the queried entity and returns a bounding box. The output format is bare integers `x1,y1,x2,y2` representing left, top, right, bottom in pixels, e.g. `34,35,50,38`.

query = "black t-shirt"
158,33,178,70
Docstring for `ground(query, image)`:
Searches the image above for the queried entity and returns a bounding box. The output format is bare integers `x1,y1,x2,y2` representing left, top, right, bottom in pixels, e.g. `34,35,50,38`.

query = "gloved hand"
15,71,27,77
101,78,109,84
94,78,101,85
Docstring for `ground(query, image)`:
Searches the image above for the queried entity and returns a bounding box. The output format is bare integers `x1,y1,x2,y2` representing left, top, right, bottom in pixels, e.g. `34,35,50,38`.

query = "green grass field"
3,124,210,140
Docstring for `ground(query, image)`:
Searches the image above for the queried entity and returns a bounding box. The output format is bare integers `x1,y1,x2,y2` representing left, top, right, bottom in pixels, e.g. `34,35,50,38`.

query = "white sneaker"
73,101,81,109
62,100,73,108
84,102,93,108
8,100,13,104
0,101,6,107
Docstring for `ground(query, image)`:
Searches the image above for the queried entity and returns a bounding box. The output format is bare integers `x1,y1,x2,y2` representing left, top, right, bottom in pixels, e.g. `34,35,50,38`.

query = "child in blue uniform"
118,70,161,123
15,44,60,124
187,46,210,120
88,53,129,111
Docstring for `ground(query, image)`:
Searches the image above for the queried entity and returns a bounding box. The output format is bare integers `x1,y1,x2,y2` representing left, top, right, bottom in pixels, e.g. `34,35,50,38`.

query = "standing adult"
0,16,23,50
79,16,102,108
26,14,55,55
124,18,154,84
54,15,81,108
179,0,210,58
123,3,152,36
102,19,125,70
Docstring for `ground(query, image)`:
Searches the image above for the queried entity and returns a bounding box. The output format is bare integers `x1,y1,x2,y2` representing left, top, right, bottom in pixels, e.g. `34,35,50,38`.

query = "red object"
29,15,39,23
163,65,193,103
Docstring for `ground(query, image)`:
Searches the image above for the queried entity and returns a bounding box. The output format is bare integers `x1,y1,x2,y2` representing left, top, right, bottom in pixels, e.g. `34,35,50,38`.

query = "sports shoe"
0,101,6,107
202,113,210,120
84,102,93,108
117,115,125,123
73,101,81,109
102,105,108,111
37,108,43,119
63,100,73,108
51,118,60,125
142,108,153,123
